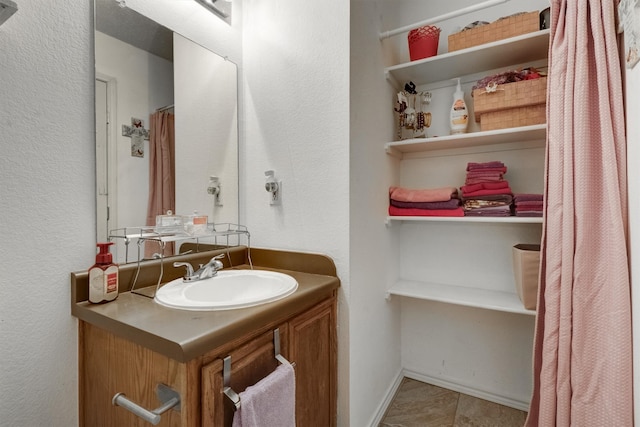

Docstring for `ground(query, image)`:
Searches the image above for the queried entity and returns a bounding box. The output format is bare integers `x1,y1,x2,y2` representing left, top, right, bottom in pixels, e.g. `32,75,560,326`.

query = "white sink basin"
154,270,298,311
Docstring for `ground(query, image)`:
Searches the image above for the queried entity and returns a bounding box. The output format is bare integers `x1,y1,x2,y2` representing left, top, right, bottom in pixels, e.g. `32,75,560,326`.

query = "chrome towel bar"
223,328,293,410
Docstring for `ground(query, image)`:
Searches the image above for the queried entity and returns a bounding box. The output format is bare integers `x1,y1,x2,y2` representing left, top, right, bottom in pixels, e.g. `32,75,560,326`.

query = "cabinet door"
289,297,337,427
79,322,187,427
201,324,289,427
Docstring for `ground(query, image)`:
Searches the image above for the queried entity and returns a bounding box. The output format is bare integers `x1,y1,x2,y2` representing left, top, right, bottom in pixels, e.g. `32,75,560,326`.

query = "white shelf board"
387,279,536,315
386,216,543,224
385,124,546,156
385,30,550,86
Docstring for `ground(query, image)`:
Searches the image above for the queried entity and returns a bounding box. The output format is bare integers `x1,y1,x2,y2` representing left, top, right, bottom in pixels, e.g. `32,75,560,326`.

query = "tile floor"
380,378,527,427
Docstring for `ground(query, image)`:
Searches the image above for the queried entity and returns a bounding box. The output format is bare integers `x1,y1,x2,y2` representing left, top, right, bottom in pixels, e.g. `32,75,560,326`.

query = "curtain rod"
156,104,174,112
379,0,511,40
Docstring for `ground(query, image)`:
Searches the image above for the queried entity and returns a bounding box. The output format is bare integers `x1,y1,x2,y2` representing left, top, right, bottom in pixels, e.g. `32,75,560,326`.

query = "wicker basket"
448,11,540,52
473,77,547,131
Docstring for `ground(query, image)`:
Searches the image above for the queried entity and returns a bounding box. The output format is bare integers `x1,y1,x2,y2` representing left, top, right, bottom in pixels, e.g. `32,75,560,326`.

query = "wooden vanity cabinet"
79,296,337,427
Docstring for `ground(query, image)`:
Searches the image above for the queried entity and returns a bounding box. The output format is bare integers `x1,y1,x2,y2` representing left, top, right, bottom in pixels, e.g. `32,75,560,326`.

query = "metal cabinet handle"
112,383,181,425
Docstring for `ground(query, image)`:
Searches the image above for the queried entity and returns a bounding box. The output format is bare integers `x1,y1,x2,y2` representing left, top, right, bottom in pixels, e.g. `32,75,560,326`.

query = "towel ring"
223,328,293,410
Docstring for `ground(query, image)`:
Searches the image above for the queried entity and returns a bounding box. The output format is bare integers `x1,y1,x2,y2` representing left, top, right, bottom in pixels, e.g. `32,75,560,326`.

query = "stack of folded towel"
513,193,544,217
460,161,513,217
388,186,464,217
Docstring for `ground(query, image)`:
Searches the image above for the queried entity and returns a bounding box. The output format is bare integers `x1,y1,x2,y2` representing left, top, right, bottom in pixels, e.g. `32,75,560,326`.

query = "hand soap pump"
89,242,119,304
449,78,469,134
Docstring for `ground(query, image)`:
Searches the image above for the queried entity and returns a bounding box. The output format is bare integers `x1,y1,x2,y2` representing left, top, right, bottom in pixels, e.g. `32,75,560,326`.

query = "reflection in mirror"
94,0,239,264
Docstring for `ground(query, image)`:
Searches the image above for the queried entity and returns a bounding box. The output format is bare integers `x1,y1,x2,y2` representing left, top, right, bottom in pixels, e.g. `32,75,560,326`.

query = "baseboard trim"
367,368,404,427
402,368,531,412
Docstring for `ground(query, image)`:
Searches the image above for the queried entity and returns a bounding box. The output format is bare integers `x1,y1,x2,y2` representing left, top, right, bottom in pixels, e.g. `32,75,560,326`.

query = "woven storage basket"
473,77,547,131
448,11,540,52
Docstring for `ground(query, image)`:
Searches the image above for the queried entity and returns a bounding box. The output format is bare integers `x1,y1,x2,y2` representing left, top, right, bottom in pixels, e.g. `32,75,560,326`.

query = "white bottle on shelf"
449,78,468,134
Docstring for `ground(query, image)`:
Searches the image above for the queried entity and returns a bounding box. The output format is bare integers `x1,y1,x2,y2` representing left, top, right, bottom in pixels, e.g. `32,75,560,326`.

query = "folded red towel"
389,186,458,203
464,176,505,185
515,201,544,209
460,181,510,193
388,206,464,217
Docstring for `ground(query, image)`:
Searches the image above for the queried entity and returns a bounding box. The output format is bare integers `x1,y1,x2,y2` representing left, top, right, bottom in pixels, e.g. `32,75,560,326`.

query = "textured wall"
241,0,350,424
0,1,94,426
626,52,640,423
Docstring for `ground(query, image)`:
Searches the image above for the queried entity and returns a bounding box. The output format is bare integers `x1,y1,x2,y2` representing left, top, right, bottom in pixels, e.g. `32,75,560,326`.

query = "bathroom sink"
154,270,298,311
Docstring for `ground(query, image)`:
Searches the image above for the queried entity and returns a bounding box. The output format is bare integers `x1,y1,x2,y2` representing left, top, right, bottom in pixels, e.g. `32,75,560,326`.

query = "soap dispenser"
89,242,119,304
449,78,469,134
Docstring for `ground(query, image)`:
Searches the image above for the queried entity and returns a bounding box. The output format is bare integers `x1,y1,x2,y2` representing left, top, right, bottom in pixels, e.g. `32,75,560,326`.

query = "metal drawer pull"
112,383,181,425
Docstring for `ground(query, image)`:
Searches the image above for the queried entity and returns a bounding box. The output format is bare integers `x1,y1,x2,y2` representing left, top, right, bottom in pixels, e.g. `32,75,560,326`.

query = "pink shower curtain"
526,1,632,426
145,111,175,258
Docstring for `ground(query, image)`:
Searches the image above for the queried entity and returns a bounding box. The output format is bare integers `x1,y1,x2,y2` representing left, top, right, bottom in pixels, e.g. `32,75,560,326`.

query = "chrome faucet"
173,254,225,282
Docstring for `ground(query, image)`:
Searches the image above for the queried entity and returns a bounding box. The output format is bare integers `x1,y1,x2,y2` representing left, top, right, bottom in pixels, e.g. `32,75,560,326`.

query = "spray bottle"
449,78,468,134
89,242,119,304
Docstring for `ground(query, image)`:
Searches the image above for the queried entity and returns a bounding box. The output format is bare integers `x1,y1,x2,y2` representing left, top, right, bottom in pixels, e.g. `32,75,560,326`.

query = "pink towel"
232,363,296,427
389,186,458,203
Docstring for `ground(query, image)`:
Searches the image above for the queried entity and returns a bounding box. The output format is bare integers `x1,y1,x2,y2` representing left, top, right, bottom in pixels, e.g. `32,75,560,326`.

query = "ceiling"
95,0,173,61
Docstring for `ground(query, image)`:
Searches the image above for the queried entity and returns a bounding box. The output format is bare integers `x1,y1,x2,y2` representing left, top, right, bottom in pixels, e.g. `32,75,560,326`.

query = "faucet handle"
209,254,225,270
173,262,195,279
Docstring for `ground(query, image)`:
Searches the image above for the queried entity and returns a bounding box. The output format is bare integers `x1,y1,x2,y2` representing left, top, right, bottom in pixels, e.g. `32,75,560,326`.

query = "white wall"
0,1,94,425
241,0,350,424
349,1,404,425
625,46,640,423
174,33,239,225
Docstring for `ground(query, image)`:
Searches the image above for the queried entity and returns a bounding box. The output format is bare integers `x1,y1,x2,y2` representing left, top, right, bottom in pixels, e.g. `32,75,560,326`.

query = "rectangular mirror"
94,0,239,263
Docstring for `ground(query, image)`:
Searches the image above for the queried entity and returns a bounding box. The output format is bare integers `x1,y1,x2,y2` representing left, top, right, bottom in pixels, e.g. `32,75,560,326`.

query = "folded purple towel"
467,161,505,171
232,363,296,427
390,198,461,210
515,211,544,217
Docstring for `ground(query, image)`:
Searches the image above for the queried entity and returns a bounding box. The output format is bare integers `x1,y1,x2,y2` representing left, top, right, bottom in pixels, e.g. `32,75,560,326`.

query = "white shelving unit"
386,215,543,224
385,124,546,158
386,29,548,314
384,30,550,87
386,280,535,315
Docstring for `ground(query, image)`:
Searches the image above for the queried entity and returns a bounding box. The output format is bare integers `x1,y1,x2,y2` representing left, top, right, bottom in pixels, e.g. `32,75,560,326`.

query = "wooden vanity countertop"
71,246,340,362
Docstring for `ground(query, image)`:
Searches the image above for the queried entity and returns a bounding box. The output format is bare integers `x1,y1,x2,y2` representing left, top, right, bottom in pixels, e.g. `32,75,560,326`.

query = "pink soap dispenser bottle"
89,242,119,304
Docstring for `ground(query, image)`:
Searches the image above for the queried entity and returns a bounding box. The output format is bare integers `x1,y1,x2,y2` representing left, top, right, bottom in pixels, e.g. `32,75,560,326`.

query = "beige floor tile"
453,393,527,427
380,378,459,427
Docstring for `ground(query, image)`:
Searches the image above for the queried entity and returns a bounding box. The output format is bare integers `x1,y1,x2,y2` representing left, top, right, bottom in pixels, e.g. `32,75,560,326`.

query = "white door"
96,78,109,242
95,77,116,243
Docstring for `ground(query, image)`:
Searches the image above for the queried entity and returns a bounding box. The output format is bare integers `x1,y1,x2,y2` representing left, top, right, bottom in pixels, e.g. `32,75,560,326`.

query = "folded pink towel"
388,205,464,217
232,363,296,427
389,186,458,203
